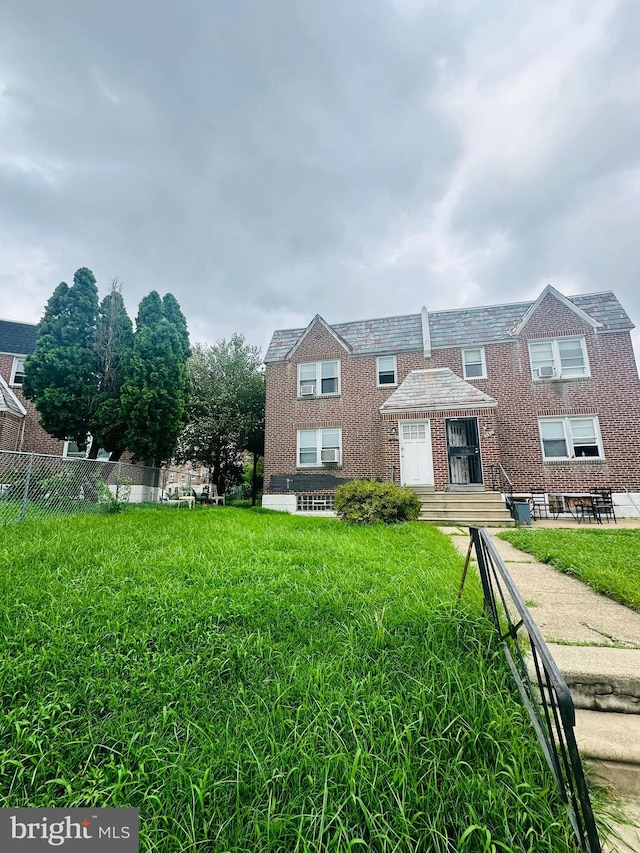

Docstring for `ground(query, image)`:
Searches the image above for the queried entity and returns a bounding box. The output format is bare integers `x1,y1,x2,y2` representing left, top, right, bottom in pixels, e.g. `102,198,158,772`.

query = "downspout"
18,416,26,452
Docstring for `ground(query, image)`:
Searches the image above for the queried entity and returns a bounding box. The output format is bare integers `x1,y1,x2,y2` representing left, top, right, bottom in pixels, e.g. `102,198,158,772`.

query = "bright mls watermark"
0,809,138,851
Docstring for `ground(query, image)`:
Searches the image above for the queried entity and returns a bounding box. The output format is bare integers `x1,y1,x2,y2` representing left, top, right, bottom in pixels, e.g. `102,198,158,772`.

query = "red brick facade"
0,352,66,456
264,290,640,496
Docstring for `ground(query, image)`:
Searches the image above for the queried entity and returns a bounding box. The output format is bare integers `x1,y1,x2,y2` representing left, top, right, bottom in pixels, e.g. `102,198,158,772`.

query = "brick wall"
265,295,640,495
0,353,66,455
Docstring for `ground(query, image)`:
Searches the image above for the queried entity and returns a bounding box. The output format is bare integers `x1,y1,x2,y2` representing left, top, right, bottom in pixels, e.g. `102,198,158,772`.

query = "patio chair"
592,488,616,523
574,496,600,524
211,485,225,506
529,489,548,520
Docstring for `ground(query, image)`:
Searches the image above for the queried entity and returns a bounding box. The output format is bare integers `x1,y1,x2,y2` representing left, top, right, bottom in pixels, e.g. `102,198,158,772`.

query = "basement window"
297,494,335,511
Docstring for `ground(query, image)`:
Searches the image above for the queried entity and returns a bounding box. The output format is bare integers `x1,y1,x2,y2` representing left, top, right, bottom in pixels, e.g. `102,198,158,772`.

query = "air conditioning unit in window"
300,383,316,396
321,448,340,463
535,366,556,379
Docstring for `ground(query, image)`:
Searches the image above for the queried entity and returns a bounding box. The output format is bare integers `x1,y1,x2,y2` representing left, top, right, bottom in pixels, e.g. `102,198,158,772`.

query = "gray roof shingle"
0,319,38,356
264,291,634,362
0,375,27,417
380,368,497,412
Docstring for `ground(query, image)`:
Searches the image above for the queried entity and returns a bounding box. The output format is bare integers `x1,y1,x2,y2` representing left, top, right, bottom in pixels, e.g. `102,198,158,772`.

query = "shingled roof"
380,368,497,413
0,375,27,417
264,290,634,363
0,319,38,356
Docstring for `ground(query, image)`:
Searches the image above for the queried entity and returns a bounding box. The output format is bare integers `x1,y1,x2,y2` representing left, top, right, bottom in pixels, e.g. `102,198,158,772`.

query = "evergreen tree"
91,281,134,460
22,268,99,449
121,295,190,467
162,293,191,361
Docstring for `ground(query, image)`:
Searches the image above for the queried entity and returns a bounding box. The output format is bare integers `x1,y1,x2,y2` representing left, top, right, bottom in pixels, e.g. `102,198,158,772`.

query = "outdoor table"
549,493,601,523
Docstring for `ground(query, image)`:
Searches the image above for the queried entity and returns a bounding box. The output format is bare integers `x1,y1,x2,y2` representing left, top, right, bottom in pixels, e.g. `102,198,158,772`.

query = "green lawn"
498,528,640,612
0,508,577,852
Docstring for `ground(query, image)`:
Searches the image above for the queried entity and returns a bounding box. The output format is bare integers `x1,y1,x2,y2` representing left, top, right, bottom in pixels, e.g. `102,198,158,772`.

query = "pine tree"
91,281,134,460
121,293,190,467
22,268,99,449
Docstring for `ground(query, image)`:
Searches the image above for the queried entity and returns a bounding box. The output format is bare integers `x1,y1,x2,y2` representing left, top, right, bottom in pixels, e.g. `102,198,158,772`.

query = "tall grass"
0,508,576,851
499,528,640,611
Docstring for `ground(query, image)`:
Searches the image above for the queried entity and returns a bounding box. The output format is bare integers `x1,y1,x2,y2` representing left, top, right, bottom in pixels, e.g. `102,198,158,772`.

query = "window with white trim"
377,355,397,386
298,360,340,396
63,436,111,460
297,428,342,466
462,347,486,379
538,416,603,460
10,356,26,386
529,337,589,380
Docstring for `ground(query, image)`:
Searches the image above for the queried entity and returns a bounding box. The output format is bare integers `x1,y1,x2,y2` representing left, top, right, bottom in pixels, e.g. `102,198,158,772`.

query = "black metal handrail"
467,528,602,853
485,463,515,512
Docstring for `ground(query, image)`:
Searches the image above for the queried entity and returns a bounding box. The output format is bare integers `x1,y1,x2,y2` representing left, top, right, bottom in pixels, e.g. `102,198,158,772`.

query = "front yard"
0,508,577,851
499,528,640,612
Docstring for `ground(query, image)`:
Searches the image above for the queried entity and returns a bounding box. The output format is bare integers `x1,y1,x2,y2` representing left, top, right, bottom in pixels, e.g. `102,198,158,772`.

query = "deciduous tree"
178,335,265,499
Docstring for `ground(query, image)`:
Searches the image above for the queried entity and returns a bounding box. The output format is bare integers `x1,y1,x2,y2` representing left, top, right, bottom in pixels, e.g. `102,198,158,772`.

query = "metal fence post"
19,453,34,524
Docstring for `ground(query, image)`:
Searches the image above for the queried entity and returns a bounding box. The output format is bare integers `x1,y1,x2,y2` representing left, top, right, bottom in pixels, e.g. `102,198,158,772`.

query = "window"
10,357,26,386
298,428,342,466
529,337,588,380
538,417,603,460
298,360,340,396
63,436,111,460
297,494,336,511
462,347,486,379
377,355,397,386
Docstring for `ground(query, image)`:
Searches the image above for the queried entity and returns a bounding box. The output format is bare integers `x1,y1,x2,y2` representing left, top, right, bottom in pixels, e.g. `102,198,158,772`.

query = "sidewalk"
443,520,640,853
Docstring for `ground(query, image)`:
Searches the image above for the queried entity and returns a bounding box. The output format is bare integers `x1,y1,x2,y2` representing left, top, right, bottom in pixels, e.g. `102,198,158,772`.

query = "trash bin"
512,501,531,526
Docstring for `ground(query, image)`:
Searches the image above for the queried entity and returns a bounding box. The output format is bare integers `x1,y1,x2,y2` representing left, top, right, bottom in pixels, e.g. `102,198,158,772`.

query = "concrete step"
547,644,640,715
576,709,640,796
414,489,514,527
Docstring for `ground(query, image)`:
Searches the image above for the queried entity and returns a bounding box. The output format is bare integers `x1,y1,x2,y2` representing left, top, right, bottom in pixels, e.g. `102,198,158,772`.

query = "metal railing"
466,527,602,853
0,450,161,525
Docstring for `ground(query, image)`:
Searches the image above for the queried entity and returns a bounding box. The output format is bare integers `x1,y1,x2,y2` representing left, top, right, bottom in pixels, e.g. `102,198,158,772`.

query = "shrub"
334,479,421,524
97,476,132,513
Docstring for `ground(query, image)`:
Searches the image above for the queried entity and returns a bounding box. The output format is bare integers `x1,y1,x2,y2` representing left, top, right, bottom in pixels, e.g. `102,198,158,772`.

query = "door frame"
399,419,434,486
445,416,483,485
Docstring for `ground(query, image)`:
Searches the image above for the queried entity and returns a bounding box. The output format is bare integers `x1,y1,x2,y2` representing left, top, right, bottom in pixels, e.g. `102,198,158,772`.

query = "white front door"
399,420,434,486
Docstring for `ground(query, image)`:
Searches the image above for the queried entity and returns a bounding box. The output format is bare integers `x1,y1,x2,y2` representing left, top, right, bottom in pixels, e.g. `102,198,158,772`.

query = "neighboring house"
263,285,640,516
0,318,66,456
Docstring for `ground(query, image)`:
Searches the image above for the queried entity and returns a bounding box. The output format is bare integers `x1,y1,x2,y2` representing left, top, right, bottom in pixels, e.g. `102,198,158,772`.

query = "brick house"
262,285,640,517
0,318,67,455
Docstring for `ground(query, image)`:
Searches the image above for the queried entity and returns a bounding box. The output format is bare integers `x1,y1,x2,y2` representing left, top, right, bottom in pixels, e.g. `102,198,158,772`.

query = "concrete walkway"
442,520,640,853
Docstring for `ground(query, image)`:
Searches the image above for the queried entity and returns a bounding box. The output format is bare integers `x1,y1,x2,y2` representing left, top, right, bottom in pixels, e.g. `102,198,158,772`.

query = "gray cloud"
1,0,639,360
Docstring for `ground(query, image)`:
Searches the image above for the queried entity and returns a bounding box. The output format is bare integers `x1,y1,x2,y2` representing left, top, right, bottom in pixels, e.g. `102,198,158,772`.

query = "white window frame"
297,360,341,397
538,416,604,461
529,337,589,380
376,355,397,387
297,428,342,467
462,347,487,380
10,356,27,386
63,435,111,460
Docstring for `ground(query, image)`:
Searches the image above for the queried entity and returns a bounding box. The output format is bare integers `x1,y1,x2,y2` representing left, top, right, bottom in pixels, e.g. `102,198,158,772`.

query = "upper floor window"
529,337,589,380
298,428,342,466
377,355,397,386
10,356,26,386
462,347,486,380
538,416,603,460
298,360,340,397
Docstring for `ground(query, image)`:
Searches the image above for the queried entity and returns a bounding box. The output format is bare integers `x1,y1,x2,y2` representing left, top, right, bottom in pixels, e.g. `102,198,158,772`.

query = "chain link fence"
0,451,161,525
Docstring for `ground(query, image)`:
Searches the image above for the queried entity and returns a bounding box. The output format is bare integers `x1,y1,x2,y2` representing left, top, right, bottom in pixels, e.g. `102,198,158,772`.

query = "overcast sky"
1,0,639,360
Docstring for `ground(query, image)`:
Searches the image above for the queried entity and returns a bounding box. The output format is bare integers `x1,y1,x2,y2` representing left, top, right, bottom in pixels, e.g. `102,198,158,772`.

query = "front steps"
412,488,514,527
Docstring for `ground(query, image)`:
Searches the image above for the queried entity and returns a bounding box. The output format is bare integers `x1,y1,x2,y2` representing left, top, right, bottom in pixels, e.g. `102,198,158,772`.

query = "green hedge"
334,479,422,524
